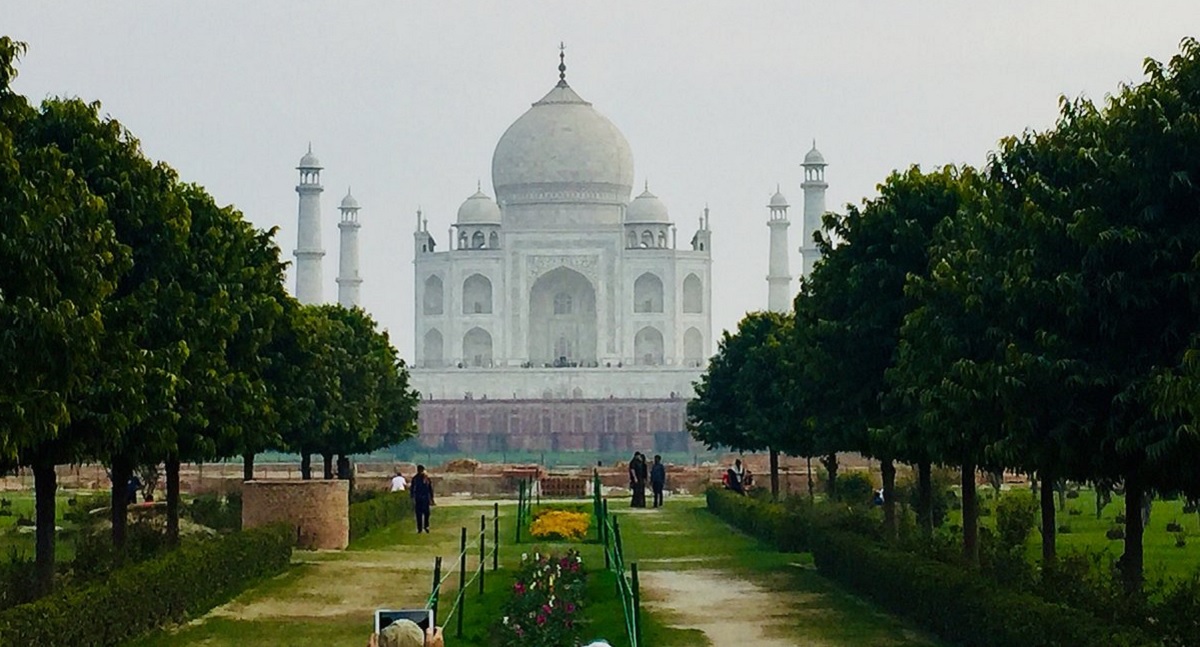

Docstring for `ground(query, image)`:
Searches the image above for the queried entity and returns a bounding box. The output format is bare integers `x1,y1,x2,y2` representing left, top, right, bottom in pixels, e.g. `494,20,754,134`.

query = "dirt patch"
640,569,834,647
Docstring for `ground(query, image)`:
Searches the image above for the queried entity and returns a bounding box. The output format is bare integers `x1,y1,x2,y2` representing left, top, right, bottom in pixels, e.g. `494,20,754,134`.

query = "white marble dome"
457,188,502,225
804,145,826,166
492,81,634,206
340,190,359,210
769,189,789,208
626,184,669,223
298,148,322,169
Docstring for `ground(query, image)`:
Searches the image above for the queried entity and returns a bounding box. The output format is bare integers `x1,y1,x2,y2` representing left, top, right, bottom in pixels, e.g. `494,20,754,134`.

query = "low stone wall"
242,480,348,550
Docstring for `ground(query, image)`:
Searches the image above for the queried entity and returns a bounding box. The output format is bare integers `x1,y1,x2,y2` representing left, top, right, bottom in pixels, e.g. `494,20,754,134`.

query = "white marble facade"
412,63,712,400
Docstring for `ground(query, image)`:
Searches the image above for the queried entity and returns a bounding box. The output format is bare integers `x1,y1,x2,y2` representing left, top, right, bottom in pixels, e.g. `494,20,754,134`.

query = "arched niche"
528,267,597,366
489,231,500,249
463,327,493,367
423,275,444,315
462,274,493,314
423,328,444,367
683,327,704,366
682,274,703,313
472,230,486,249
634,326,664,366
633,273,664,313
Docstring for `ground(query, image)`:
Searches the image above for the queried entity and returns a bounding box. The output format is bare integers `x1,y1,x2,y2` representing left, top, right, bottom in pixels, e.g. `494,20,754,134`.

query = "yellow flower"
529,510,591,541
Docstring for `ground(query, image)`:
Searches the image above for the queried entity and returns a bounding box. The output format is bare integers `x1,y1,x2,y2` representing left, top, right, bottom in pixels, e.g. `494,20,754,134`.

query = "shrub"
0,524,292,646
898,469,954,529
350,491,414,540
187,493,241,532
810,530,1155,647
529,511,590,541
995,489,1038,549
1107,527,1126,540
838,472,875,504
1057,524,1072,534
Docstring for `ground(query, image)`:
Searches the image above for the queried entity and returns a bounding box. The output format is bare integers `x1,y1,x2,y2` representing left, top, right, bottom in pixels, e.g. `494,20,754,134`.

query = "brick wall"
242,480,349,550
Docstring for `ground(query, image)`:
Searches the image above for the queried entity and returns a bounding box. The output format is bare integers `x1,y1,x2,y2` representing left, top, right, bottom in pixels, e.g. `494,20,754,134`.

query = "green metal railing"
425,502,500,638
593,470,642,647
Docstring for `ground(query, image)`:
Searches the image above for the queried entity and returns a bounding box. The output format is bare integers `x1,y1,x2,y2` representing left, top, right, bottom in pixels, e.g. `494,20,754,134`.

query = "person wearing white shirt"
390,470,408,492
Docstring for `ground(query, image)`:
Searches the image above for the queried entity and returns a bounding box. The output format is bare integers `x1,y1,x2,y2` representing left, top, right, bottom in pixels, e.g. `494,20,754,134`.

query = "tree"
688,311,811,497
0,38,130,592
31,95,192,552
799,165,967,538
274,305,419,480
159,184,289,544
988,38,1200,591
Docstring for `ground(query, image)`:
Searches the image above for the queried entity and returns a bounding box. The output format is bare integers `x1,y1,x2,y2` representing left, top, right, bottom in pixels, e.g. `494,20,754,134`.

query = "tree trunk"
881,458,897,540
1039,472,1056,568
918,460,933,536
243,452,255,482
821,453,838,500
806,456,814,502
110,457,131,554
32,460,57,596
768,448,780,500
1121,476,1145,594
1056,480,1066,512
961,461,978,564
322,452,334,480
166,456,181,547
336,454,351,480
300,452,312,480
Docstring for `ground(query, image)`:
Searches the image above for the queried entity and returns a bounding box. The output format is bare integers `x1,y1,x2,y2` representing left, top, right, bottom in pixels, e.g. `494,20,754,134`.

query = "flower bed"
497,550,585,647
529,509,591,542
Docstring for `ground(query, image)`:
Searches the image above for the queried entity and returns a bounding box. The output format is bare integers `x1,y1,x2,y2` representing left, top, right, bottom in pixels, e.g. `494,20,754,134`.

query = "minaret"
336,188,362,307
800,141,828,278
294,145,325,304
766,186,792,313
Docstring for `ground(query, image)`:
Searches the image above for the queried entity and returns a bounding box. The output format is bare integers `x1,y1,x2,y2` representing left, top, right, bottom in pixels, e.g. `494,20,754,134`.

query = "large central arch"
528,267,597,365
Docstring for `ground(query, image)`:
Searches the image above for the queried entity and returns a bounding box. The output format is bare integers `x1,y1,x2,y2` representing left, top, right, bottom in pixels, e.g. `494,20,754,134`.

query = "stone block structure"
243,479,349,550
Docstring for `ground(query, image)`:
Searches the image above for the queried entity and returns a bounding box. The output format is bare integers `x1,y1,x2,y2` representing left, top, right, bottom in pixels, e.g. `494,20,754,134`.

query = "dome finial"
644,179,649,192
477,178,481,191
558,42,567,85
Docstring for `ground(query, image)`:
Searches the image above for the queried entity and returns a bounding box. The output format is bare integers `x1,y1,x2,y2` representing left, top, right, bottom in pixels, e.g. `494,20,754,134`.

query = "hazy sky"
6,3,1196,356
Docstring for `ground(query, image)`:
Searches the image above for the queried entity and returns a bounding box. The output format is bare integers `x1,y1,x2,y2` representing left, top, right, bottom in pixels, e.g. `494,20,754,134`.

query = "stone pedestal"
242,479,348,550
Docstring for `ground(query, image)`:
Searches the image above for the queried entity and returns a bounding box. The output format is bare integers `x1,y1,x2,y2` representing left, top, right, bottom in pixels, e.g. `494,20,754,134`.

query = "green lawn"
947,487,1200,580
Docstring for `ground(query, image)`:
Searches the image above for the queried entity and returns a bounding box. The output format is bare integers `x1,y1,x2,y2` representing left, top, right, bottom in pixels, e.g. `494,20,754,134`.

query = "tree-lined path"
611,497,943,647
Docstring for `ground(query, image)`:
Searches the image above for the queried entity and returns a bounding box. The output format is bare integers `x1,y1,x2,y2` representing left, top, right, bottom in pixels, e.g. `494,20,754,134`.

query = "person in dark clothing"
410,465,435,533
629,453,647,508
650,455,666,508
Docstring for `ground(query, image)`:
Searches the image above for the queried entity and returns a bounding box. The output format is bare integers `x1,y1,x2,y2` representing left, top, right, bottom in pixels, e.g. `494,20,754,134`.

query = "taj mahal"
289,50,828,454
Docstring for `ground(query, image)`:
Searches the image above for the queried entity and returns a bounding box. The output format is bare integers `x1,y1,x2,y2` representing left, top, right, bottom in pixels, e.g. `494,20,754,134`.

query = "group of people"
721,458,754,495
367,620,614,647
627,452,667,508
390,465,435,533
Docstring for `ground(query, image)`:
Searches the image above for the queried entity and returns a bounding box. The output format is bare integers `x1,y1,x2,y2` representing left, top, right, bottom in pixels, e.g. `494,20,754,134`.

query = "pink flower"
536,614,546,625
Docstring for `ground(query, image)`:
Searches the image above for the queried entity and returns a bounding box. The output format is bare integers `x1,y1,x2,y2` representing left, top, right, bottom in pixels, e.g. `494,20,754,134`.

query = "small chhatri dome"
340,188,359,210
298,143,322,169
804,140,826,166
769,183,789,208
626,181,670,223
456,186,502,225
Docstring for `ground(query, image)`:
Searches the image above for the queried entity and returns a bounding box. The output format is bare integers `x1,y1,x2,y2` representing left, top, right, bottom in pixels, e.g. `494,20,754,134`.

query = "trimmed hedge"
350,490,414,540
811,530,1155,647
0,523,292,646
706,489,1157,647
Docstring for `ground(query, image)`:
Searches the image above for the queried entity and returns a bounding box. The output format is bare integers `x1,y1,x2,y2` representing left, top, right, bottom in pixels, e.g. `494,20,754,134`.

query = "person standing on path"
390,468,408,492
629,453,647,508
410,465,435,533
650,454,666,508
